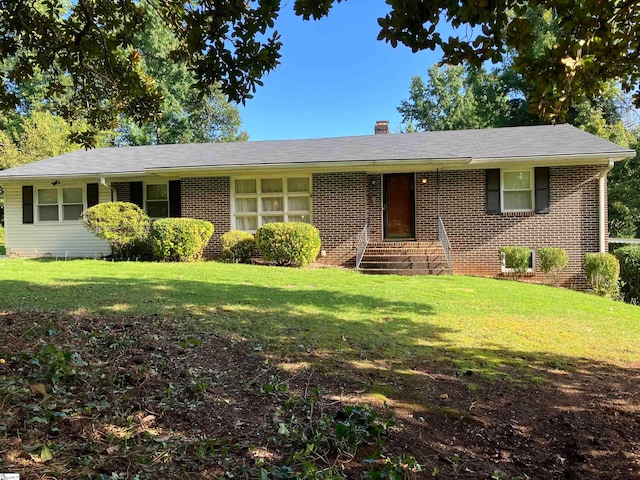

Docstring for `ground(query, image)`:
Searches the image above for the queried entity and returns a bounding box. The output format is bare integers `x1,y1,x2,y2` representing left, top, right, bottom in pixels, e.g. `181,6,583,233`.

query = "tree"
0,0,277,147
110,6,248,146
2,0,640,144
398,65,515,132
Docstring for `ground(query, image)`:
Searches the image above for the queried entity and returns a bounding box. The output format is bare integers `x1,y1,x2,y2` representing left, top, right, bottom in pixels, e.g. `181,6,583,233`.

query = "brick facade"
112,182,130,203
312,172,368,266
181,177,231,256
114,165,606,288
438,166,603,288
360,166,603,287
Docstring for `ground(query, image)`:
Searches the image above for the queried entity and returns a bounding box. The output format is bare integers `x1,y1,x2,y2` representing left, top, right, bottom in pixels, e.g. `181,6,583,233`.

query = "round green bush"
151,218,214,262
613,245,640,304
256,222,321,267
538,247,569,285
498,246,530,276
221,230,255,263
82,202,151,259
584,252,620,298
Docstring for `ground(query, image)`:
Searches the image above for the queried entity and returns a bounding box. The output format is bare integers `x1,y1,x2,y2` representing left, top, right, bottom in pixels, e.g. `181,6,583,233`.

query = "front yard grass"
0,259,638,381
1,259,639,479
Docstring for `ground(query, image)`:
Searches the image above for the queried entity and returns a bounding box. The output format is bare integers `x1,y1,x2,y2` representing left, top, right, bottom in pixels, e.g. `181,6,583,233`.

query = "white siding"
4,182,112,258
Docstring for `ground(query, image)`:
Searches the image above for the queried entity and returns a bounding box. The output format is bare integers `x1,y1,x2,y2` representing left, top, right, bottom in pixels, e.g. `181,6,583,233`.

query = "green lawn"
1,259,638,385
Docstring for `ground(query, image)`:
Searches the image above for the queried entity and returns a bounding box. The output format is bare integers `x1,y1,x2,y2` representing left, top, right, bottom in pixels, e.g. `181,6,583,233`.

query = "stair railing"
438,216,452,274
355,221,369,270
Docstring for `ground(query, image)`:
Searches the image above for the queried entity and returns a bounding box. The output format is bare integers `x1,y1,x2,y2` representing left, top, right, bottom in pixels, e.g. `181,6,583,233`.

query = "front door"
383,173,415,240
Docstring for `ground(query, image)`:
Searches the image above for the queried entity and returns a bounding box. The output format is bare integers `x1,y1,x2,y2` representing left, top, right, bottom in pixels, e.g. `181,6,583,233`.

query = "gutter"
599,160,615,253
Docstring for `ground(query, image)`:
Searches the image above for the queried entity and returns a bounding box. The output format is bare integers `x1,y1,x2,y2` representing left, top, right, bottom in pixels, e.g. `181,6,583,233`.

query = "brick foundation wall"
437,166,603,288
181,177,231,257
313,172,368,266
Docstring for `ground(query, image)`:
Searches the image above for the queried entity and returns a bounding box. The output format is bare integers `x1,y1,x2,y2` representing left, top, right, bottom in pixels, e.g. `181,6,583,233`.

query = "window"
37,187,85,222
232,176,311,231
501,169,534,212
146,184,168,218
486,168,550,215
501,249,536,273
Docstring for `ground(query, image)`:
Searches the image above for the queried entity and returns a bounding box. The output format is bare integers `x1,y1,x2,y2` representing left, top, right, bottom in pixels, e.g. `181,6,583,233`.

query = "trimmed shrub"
151,218,214,262
256,222,321,267
498,246,530,277
538,247,569,286
613,245,640,304
82,202,151,259
221,230,255,263
584,252,620,298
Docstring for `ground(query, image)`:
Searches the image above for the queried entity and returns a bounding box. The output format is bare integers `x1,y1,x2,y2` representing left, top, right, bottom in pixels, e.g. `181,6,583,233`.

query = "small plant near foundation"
498,246,531,278
220,230,255,263
538,247,569,286
256,222,321,267
82,202,151,259
584,252,620,298
150,218,213,262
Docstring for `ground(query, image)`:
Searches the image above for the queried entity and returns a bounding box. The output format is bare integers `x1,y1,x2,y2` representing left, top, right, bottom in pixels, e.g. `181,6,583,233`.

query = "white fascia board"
469,151,634,168
143,157,474,177
0,172,147,183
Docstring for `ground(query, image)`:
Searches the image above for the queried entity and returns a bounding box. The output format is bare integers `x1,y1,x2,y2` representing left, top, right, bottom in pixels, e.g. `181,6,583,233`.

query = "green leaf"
40,444,53,461
278,423,290,436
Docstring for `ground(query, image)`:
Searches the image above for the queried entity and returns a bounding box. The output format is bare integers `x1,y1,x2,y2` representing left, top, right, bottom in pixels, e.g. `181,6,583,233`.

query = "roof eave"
469,151,634,168
143,157,475,177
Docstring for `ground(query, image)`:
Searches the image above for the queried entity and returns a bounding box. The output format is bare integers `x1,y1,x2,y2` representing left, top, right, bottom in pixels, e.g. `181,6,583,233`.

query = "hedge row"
82,203,321,267
499,245,624,299
82,202,213,262
222,222,321,267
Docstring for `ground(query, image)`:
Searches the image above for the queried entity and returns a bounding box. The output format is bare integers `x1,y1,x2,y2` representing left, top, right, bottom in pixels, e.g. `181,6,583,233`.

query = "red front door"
383,173,415,240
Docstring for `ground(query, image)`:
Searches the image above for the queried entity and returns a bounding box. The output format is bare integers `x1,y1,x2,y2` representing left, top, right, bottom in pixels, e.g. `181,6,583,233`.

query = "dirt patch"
1,310,639,479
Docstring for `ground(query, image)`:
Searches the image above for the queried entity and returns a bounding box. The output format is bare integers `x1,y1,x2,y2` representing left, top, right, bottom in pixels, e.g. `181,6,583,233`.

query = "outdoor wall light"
421,178,427,184
51,180,61,186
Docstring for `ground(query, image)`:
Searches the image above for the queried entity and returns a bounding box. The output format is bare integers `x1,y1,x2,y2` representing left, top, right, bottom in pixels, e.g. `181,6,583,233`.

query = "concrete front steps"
358,241,449,275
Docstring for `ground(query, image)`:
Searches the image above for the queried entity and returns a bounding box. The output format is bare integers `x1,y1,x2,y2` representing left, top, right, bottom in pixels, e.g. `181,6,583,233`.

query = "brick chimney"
374,120,389,135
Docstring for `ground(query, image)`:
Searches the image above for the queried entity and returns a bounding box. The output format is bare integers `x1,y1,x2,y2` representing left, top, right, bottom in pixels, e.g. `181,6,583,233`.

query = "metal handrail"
438,216,452,274
355,222,369,270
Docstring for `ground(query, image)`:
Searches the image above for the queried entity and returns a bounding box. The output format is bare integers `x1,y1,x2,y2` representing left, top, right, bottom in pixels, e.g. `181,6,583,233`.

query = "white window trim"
35,185,86,223
500,168,534,213
144,182,169,219
231,175,313,232
500,249,536,273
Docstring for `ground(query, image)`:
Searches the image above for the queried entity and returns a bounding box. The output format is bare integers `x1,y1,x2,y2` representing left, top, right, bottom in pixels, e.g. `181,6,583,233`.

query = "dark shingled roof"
0,124,633,180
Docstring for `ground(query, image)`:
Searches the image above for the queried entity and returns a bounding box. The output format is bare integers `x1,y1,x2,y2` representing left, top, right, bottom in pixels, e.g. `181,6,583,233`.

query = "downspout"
598,160,615,253
100,177,116,201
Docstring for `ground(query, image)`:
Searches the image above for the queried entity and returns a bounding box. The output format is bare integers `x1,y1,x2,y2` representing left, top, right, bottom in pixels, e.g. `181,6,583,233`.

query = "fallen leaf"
440,393,449,400
40,444,53,462
141,414,156,424
106,446,119,455
154,434,171,442
29,384,47,396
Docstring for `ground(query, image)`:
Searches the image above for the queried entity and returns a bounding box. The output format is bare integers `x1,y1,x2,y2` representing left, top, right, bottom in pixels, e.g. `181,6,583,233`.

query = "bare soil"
1,310,639,479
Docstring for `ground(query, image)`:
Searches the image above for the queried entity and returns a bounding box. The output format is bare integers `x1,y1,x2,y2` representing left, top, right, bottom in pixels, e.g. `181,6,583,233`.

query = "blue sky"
238,1,447,141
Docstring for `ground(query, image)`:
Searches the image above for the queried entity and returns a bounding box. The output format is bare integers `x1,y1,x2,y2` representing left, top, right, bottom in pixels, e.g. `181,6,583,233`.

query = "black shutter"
535,167,551,214
486,169,501,214
168,180,182,218
22,185,34,224
86,183,99,208
130,181,144,208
